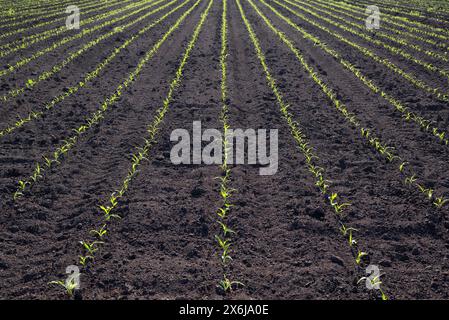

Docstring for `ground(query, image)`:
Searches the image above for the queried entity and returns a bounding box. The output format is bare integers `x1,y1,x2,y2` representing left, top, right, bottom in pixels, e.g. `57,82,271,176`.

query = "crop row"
51,0,213,296
214,0,243,293
0,0,172,101
0,0,190,139
238,0,387,300
12,0,194,200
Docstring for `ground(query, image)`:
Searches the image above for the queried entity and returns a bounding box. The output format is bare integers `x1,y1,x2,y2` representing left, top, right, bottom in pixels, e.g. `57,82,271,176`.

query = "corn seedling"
433,197,449,208
90,225,108,239
405,175,417,185
49,279,77,297
218,275,244,293
80,241,103,256
79,255,93,266
355,250,368,265
340,224,358,247
399,162,408,172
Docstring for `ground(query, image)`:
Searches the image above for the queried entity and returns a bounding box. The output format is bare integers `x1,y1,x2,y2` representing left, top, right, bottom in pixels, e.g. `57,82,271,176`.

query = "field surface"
1,0,449,300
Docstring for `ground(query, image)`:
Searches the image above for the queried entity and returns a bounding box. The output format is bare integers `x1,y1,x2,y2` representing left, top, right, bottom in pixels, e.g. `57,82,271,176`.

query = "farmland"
0,0,449,300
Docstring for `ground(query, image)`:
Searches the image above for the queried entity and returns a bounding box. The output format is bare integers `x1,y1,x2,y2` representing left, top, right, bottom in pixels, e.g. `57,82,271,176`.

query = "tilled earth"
1,0,449,299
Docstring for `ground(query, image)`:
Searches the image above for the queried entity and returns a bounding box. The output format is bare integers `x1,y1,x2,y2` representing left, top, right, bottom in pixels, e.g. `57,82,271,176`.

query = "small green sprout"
399,161,408,172
334,202,351,214
90,224,107,238
329,193,338,206
433,197,449,209
80,240,103,255
49,278,77,297
218,274,243,293
404,174,417,185
217,221,235,236
79,255,93,266
340,224,358,247
355,250,368,265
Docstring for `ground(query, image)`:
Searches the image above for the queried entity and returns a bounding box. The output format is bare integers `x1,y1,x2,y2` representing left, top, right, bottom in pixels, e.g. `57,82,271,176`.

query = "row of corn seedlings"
0,0,142,57
285,0,449,86
0,0,168,80
238,0,387,300
251,0,449,209
0,0,174,102
262,0,448,146
12,0,201,201
214,0,244,293
0,0,191,139
309,0,449,53
294,0,448,64
270,0,449,104
51,0,213,296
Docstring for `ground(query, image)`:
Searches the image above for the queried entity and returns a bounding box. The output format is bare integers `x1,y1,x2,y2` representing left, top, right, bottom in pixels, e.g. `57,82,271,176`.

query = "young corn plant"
90,224,108,239
49,278,78,297
357,272,388,300
80,241,103,256
79,255,93,266
340,224,358,247
219,274,243,293
355,250,368,265
434,197,449,208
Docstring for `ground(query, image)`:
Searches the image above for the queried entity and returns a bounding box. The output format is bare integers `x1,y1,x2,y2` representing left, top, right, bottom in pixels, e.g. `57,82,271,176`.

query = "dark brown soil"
1,0,449,300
